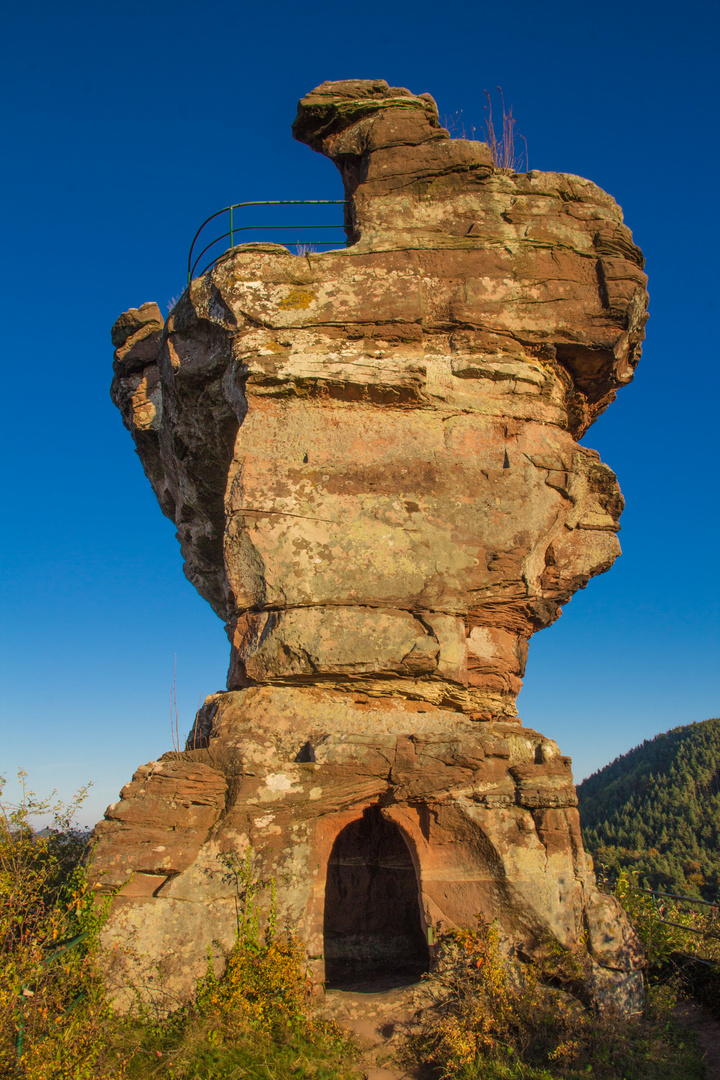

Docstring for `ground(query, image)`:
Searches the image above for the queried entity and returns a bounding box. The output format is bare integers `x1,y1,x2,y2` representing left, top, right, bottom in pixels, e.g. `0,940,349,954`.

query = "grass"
105,1016,356,1080
442,88,528,171
399,921,707,1080
482,87,528,172
1,773,713,1080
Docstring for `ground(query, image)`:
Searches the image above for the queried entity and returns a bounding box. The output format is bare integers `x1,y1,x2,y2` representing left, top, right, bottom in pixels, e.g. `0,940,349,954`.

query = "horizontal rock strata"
97,79,648,1014
91,691,643,1012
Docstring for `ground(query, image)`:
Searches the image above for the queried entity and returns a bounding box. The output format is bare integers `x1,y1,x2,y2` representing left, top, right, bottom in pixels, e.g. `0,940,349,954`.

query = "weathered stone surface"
91,759,227,890
90,690,642,1010
97,79,647,1013
110,80,646,674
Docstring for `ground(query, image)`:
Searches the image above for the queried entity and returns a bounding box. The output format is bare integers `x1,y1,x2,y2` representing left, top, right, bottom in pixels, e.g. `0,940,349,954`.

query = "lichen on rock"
96,78,648,1014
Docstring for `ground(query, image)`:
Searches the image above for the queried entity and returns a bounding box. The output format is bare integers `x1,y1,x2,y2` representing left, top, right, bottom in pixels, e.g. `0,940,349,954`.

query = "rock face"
95,79,648,1013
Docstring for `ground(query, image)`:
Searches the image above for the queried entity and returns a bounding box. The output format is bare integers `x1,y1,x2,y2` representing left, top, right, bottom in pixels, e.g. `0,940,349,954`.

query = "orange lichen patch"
279,287,317,310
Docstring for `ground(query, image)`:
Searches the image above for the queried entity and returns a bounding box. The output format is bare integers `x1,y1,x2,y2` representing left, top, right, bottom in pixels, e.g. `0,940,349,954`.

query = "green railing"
187,200,348,284
635,885,720,939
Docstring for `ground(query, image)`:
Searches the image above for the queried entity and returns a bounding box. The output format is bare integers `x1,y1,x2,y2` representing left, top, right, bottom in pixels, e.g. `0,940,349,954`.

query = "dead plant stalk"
484,86,528,172
170,654,181,753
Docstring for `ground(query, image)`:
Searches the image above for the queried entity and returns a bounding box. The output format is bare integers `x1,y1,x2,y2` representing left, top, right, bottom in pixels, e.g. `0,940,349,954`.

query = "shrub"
0,771,117,1079
192,849,339,1042
401,919,705,1080
608,868,720,1015
1,777,354,1079
114,848,353,1079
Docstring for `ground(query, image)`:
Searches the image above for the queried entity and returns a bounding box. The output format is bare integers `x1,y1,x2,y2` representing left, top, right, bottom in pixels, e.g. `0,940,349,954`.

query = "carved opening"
323,805,429,988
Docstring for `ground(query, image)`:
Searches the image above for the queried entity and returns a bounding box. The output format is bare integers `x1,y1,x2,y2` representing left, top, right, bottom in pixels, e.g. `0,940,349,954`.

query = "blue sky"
1,0,718,826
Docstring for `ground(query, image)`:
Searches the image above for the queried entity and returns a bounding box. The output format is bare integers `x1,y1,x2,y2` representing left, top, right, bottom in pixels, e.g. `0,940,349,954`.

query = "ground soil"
673,1003,720,1080
320,977,432,1079
322,982,720,1080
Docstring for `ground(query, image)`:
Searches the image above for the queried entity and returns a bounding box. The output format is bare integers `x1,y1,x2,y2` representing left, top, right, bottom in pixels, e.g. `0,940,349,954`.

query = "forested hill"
577,718,720,901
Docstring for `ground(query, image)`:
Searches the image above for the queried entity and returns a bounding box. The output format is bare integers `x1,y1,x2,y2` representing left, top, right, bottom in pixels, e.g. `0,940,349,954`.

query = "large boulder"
95,79,647,1013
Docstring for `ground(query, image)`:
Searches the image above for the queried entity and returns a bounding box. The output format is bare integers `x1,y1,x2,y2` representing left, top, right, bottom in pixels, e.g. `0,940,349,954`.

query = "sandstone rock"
97,79,648,1013
90,758,227,891
92,686,643,1014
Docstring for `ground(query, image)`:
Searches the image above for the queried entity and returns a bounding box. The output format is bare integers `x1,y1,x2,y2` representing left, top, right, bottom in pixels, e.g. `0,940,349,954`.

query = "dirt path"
322,984,720,1080
320,979,434,1079
673,1003,720,1080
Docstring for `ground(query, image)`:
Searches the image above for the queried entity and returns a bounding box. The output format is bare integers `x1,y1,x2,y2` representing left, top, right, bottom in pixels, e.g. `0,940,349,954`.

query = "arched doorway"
323,805,429,987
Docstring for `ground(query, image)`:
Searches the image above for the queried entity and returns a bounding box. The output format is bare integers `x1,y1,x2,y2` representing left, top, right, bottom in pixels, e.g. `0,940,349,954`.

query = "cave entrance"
323,805,429,988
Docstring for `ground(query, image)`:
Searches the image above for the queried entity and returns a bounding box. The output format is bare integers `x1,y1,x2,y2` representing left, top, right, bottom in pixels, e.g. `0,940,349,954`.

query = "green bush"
0,774,355,1080
607,868,720,1016
401,919,706,1080
0,771,114,1079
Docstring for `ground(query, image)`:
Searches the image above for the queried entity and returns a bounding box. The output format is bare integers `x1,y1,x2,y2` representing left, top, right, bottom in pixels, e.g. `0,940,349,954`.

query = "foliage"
111,846,353,1078
0,771,114,1079
401,919,705,1080
191,848,341,1042
612,869,719,966
443,88,528,171
1,776,354,1080
608,868,720,1015
578,718,720,901
4,768,715,1080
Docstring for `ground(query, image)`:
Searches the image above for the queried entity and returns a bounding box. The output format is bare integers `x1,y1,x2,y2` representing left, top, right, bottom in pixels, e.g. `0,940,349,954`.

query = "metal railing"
598,875,720,943
637,886,718,909
635,886,720,939
187,200,348,284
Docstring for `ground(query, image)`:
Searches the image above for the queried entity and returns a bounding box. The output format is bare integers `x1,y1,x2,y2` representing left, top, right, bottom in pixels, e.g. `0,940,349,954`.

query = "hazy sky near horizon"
1,0,718,827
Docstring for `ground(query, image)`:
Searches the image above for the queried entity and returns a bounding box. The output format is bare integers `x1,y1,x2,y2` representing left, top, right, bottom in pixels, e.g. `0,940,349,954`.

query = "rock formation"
94,79,648,1013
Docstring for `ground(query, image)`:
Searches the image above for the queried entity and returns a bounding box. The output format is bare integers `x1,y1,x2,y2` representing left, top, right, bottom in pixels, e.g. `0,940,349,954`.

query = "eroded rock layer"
97,79,648,1012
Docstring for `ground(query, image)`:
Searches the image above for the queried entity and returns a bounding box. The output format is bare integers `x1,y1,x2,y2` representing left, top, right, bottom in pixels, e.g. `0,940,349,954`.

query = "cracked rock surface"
95,80,647,1014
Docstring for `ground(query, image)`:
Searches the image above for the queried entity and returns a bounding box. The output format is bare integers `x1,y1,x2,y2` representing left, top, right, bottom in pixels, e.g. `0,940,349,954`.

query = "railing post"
188,200,348,281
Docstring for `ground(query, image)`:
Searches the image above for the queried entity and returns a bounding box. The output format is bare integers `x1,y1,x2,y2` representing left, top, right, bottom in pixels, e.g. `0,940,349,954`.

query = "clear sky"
1,0,718,827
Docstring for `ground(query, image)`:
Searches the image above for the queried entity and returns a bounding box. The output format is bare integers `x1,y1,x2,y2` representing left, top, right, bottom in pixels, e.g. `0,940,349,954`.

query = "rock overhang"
99,78,649,1015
